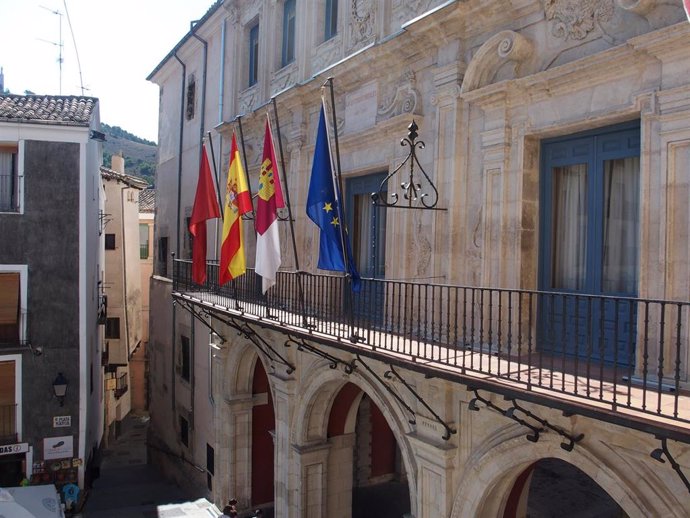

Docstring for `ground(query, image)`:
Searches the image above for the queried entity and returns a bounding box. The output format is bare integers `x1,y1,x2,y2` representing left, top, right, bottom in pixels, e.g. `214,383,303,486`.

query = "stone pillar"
220,394,254,510
271,373,296,517
327,433,356,518
408,435,456,518
293,442,331,518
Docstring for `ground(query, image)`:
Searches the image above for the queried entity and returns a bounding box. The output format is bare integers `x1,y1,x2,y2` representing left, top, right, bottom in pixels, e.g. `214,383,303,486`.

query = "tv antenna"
39,5,64,94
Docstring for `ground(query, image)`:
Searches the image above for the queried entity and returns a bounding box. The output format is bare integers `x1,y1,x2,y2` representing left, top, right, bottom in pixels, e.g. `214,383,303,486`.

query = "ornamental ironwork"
372,120,445,211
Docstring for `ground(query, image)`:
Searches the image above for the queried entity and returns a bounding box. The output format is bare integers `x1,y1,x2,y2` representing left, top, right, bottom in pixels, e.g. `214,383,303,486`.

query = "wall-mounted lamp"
52,372,68,406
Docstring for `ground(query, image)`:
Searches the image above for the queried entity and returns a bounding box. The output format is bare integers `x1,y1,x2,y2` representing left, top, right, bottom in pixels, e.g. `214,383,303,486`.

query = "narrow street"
76,413,211,518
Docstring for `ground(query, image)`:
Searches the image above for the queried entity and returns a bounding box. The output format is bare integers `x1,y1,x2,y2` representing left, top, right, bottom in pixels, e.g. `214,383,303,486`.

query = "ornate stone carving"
222,2,239,26
377,71,421,120
271,64,298,97
393,0,433,26
349,0,375,50
544,0,615,40
239,87,257,115
312,37,342,74
461,31,533,93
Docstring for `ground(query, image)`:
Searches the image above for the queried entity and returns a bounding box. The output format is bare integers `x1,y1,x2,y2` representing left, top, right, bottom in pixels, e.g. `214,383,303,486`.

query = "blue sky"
0,0,214,142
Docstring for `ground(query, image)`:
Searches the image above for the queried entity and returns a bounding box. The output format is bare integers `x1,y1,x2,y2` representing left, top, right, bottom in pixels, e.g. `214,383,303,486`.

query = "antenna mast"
39,6,64,94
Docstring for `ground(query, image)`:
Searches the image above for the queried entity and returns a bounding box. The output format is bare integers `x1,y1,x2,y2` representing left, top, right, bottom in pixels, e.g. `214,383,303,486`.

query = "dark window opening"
325,0,338,41
158,237,169,277
282,0,296,67
179,415,189,447
180,335,190,382
249,24,259,86
0,148,19,212
105,234,116,250
105,317,120,339
0,272,20,345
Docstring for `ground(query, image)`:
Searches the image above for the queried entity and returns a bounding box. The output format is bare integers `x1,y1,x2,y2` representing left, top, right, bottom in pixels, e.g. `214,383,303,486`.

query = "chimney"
111,152,125,174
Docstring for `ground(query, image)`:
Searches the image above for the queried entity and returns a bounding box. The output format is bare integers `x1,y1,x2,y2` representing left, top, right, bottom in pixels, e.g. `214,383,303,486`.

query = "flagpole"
270,98,308,326
323,77,358,341
236,115,256,211
206,132,224,223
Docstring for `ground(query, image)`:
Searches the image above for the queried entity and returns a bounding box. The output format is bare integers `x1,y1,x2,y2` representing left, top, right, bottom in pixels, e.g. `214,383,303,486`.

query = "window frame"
105,233,116,250
179,415,189,447
0,266,27,346
139,223,150,259
105,317,120,339
325,0,338,41
281,0,296,67
249,23,260,87
180,335,191,382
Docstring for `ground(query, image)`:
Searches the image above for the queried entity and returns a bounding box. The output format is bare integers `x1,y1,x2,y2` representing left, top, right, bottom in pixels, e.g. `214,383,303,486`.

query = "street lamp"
52,372,68,406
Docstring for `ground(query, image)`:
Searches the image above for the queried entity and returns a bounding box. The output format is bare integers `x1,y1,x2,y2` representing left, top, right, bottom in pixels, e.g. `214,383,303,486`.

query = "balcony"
173,259,690,439
0,172,19,213
0,404,18,444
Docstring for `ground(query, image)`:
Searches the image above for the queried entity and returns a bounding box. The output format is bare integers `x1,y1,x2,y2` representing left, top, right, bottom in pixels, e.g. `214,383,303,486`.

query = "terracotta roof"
100,166,149,190
0,94,97,126
139,188,156,213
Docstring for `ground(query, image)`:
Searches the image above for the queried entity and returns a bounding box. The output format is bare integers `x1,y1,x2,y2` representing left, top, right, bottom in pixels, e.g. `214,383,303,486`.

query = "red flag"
685,0,690,21
255,115,285,293
189,144,221,284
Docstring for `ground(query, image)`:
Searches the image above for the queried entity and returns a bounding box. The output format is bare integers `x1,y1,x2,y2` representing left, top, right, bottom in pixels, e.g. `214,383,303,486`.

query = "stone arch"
221,333,273,399
450,432,662,518
292,361,419,516
461,30,534,94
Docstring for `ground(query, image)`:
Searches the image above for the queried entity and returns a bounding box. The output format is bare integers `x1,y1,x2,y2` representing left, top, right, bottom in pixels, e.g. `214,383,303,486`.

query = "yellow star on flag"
323,202,333,213
330,217,339,227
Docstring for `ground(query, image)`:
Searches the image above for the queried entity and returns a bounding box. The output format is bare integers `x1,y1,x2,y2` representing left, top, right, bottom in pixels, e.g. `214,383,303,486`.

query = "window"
158,237,169,277
139,224,150,259
249,23,259,86
184,215,193,259
325,0,338,41
105,233,116,250
0,272,21,345
105,317,120,339
282,0,296,67
180,335,190,382
179,415,189,447
186,75,196,120
0,146,19,213
206,443,214,491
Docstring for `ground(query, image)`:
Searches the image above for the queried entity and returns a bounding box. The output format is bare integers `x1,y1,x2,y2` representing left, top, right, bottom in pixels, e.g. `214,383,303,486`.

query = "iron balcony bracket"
505,398,584,452
372,120,446,212
356,355,417,426
210,312,296,375
468,389,543,443
651,436,690,495
384,364,456,441
285,336,356,374
174,299,227,343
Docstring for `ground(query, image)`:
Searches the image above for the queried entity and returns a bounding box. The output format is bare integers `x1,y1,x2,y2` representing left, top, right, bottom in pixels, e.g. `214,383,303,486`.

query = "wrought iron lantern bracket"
384,364,457,441
651,436,690,495
356,355,417,426
204,311,296,375
174,299,227,343
372,120,446,211
468,389,542,443
285,335,356,374
504,398,584,451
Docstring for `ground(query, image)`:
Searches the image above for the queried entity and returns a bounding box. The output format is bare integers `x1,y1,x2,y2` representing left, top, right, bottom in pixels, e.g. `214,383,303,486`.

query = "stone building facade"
147,1,690,516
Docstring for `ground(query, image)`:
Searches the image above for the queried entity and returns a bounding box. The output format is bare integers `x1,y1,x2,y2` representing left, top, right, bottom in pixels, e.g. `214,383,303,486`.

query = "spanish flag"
219,132,252,284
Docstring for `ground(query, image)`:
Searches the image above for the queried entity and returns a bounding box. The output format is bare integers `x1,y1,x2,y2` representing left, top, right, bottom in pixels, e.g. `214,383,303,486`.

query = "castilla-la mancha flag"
255,116,286,293
219,132,252,284
189,144,221,284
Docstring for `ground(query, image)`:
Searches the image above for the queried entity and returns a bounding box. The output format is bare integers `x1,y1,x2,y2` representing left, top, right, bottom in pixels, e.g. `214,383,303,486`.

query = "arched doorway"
251,359,274,513
327,382,411,518
504,458,627,518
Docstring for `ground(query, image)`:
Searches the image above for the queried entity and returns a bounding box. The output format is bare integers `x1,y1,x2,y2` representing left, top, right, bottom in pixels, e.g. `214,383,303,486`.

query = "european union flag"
307,105,360,290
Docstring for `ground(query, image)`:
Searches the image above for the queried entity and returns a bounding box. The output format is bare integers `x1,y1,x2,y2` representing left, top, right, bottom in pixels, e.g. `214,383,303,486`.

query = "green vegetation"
101,124,157,186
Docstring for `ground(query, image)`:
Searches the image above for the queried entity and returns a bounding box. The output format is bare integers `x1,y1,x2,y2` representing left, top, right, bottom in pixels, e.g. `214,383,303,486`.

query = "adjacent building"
100,155,148,442
0,94,104,492
147,1,690,517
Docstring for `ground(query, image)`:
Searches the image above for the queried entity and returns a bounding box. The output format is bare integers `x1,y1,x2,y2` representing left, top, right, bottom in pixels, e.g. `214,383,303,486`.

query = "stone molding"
461,30,533,94
377,70,421,121
349,0,376,51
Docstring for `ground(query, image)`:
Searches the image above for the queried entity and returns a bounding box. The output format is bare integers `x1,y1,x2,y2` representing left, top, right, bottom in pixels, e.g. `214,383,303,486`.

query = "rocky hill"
102,123,157,186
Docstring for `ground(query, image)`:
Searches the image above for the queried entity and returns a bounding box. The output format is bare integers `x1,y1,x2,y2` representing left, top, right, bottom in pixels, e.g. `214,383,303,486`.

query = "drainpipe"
191,26,208,412
172,51,186,425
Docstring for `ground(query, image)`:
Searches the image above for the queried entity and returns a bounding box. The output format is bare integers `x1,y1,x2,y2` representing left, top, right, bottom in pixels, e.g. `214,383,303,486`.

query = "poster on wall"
43,435,74,460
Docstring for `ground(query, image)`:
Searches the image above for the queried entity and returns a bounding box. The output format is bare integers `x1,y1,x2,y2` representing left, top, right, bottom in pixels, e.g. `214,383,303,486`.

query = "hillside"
102,123,157,186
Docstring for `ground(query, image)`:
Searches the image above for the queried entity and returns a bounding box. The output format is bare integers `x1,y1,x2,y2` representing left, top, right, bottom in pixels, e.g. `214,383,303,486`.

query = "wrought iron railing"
173,259,690,426
0,173,18,212
0,404,18,444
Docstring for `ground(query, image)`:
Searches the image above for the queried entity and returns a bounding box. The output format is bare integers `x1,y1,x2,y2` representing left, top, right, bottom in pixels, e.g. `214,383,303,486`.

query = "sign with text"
53,415,72,428
0,442,28,456
43,435,74,460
